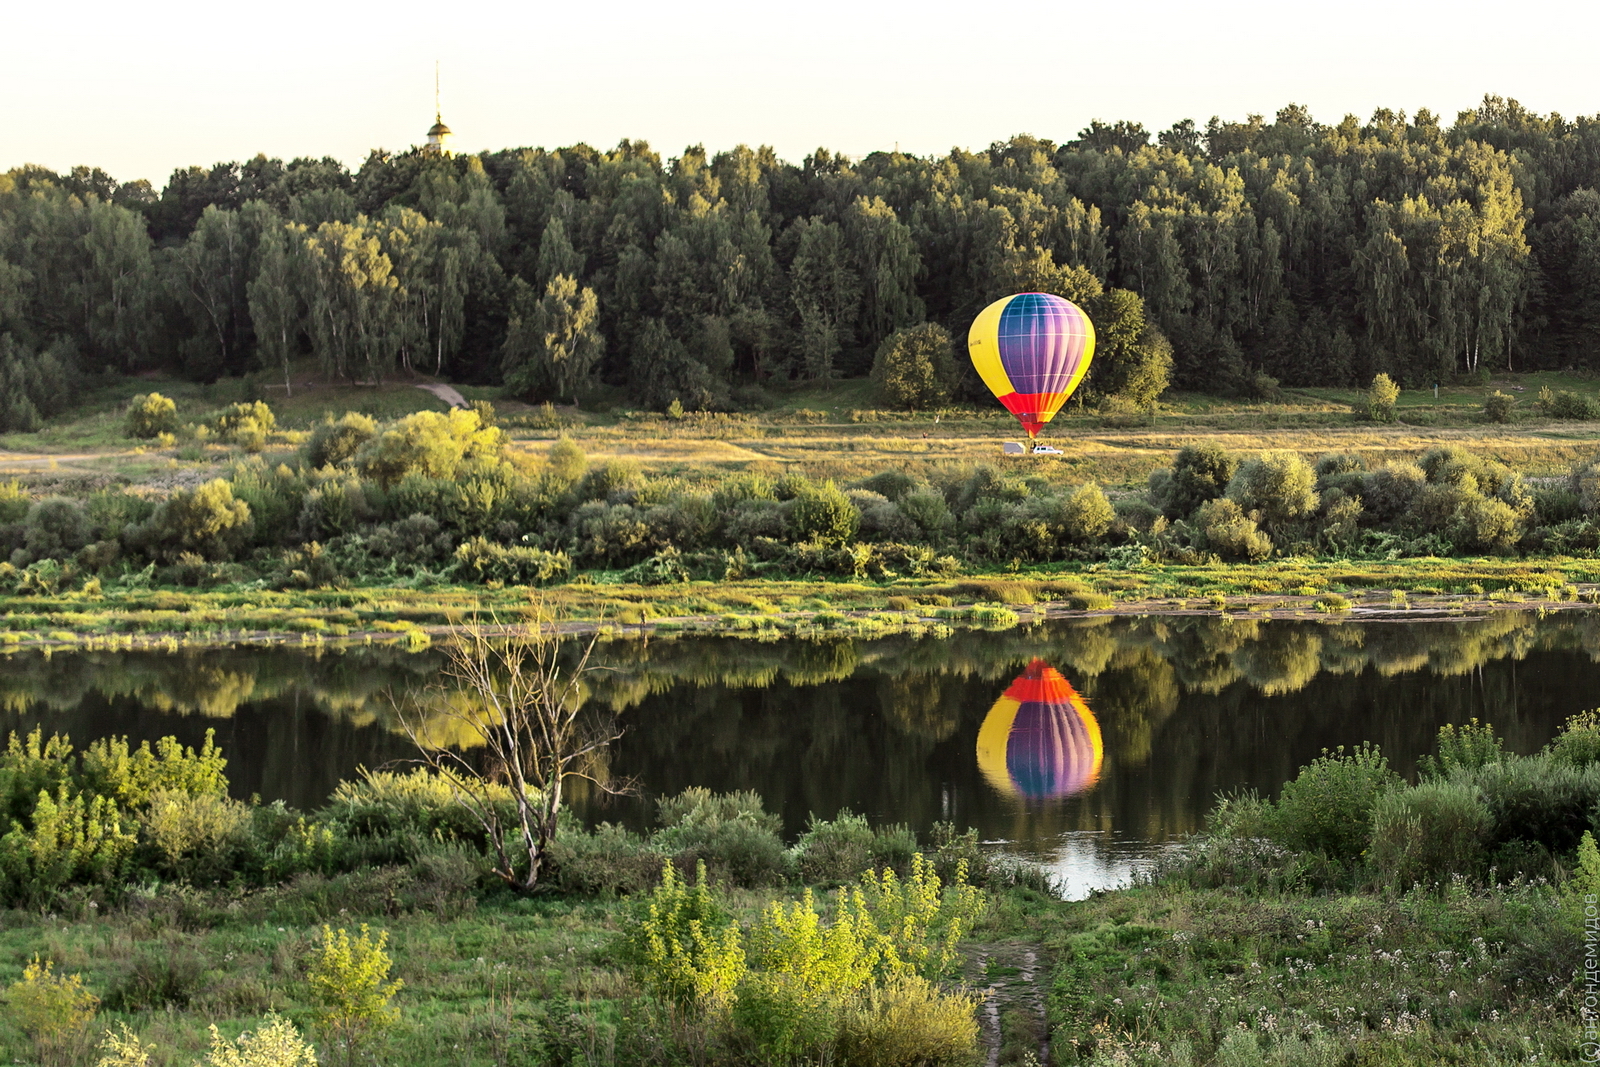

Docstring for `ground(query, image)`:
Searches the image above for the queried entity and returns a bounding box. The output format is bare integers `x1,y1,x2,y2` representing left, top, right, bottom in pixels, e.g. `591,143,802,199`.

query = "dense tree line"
2,95,1598,429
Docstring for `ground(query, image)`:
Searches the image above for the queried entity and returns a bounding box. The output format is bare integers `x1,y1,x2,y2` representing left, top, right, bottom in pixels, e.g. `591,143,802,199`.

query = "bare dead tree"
397,610,621,891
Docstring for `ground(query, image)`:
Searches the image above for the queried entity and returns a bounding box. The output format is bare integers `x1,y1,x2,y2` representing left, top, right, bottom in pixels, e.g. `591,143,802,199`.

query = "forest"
3,95,1599,435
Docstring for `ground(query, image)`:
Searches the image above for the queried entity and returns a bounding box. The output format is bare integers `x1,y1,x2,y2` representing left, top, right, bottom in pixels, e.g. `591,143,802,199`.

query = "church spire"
424,61,454,157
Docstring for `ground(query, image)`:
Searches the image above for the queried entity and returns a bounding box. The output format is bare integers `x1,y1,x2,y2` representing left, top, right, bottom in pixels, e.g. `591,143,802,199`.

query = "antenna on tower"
435,60,441,122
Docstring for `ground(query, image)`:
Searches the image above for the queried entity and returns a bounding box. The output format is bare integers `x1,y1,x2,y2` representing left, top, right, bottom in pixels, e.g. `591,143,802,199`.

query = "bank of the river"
3,557,1600,651
0,841,1573,1066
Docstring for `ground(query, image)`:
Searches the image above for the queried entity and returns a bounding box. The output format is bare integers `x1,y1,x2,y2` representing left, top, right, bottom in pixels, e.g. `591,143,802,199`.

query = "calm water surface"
3,611,1596,898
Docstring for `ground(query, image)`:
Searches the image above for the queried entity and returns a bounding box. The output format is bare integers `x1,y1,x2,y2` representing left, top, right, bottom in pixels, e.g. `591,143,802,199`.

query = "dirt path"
0,449,134,471
966,940,1050,1067
416,383,469,409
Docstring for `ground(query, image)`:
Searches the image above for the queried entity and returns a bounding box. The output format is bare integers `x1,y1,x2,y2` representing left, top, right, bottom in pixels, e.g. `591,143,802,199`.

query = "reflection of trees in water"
0,611,1595,826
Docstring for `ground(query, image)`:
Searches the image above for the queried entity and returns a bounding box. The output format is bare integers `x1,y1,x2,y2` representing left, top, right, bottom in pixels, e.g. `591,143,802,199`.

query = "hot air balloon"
968,293,1095,440
976,659,1103,800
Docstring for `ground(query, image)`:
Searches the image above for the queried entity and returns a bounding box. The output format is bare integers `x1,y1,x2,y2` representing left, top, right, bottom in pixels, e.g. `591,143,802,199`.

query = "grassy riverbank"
1,558,1598,652
0,372,1598,647
0,713,1588,1066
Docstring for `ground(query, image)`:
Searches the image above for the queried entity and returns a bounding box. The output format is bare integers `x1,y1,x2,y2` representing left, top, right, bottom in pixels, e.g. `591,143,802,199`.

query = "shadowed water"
2,610,1596,897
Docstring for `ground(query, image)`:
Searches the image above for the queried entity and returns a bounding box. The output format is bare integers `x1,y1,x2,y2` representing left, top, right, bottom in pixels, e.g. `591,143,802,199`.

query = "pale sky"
9,0,1599,187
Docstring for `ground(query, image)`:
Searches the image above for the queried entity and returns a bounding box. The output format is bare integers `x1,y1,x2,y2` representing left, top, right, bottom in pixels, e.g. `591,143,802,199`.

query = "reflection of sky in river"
991,829,1179,901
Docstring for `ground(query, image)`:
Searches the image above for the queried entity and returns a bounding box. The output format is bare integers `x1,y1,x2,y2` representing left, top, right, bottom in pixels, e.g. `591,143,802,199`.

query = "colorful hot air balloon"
967,293,1095,440
976,659,1103,800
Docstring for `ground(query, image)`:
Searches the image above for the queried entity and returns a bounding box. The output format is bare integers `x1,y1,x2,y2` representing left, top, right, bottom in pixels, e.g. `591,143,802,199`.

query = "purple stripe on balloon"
1010,699,1098,797
996,294,1090,395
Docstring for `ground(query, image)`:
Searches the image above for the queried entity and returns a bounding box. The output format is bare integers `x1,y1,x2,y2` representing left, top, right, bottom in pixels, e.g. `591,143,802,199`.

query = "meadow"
1,367,1599,647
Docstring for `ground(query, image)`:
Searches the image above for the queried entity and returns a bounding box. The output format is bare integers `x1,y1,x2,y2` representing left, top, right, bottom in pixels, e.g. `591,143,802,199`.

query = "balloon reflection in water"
976,659,1104,800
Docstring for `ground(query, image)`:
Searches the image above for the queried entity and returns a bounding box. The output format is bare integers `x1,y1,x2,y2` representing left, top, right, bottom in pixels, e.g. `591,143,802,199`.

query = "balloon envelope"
976,659,1103,800
967,293,1095,439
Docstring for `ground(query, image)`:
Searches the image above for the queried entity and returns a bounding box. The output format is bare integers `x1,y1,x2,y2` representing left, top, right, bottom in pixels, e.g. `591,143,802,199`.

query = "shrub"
1362,461,1427,522
1195,498,1272,561
354,409,503,487
0,786,136,899
139,789,252,881
1368,778,1492,885
1475,755,1600,854
210,401,276,451
21,497,92,562
854,471,917,502
545,435,588,485
790,481,861,546
135,479,252,561
1161,443,1237,518
628,860,743,1009
1547,709,1600,767
547,823,663,896
79,730,229,808
322,768,507,846
1538,387,1600,419
1266,743,1399,863
200,1014,319,1067
304,412,378,468
871,324,956,410
1057,482,1114,543
795,810,915,883
1365,372,1399,422
125,393,178,439
6,956,99,1066
306,925,401,1066
654,788,790,888
1418,718,1504,779
1227,450,1318,529
452,537,572,585
835,975,980,1067
93,1024,153,1067
1483,390,1515,422
1452,494,1523,552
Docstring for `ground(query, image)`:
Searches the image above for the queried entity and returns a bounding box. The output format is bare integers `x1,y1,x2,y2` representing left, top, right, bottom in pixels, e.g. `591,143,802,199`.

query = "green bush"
210,400,276,448
547,823,663,896
789,481,861,546
134,479,252,561
322,768,506,848
126,393,178,439
139,789,253,881
835,975,980,1067
1365,372,1399,422
306,924,402,1065
21,497,92,562
1483,390,1515,423
1368,778,1492,885
354,409,503,487
1266,743,1400,863
1418,718,1504,779
1538,387,1600,419
8,957,99,1065
1227,450,1318,529
451,536,571,585
795,810,916,883
1195,498,1272,561
1547,709,1600,767
1161,443,1237,519
1475,755,1600,854
1057,482,1114,543
870,323,956,410
654,787,791,888
304,412,378,468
